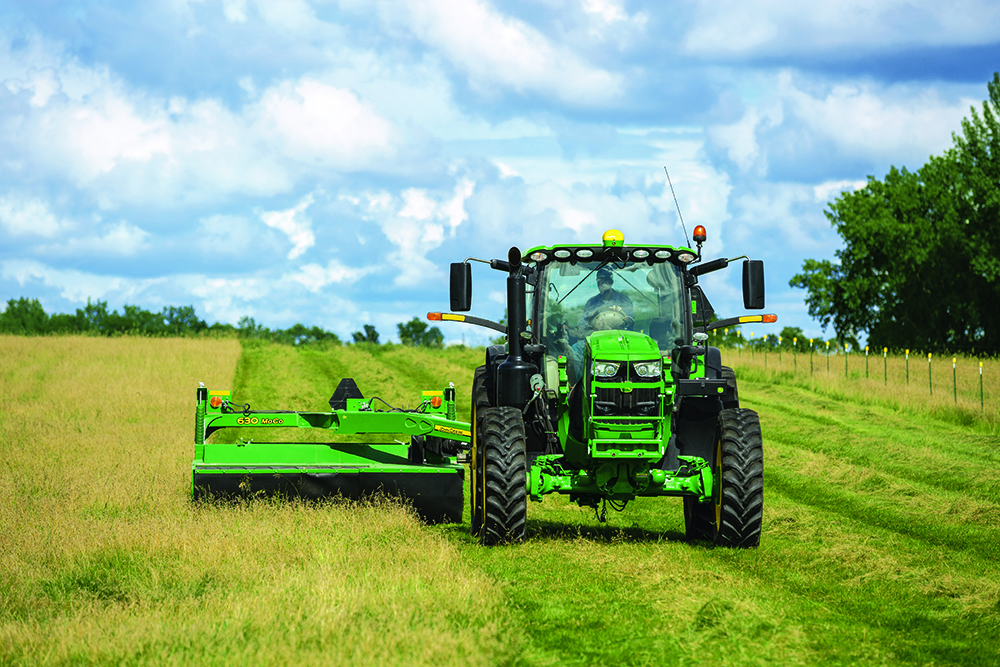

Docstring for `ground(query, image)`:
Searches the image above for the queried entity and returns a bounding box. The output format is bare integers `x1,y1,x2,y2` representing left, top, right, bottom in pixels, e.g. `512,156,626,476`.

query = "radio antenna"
663,166,690,248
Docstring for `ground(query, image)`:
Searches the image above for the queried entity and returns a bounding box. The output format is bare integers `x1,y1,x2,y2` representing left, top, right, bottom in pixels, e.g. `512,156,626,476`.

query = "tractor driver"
581,268,634,331
560,268,634,381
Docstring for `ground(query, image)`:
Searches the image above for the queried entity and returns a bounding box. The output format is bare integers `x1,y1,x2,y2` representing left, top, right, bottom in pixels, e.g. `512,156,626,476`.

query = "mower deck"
194,441,463,522
192,381,469,523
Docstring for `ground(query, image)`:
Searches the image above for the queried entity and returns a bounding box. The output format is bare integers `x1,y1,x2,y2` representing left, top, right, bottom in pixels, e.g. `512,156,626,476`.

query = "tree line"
0,297,444,348
791,73,1000,356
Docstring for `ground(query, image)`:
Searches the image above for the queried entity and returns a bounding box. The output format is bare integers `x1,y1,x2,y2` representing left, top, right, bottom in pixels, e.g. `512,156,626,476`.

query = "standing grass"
0,337,515,666
716,343,1000,432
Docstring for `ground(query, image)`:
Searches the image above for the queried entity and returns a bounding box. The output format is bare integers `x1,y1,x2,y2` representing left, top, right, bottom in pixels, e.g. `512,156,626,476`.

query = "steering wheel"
589,305,633,331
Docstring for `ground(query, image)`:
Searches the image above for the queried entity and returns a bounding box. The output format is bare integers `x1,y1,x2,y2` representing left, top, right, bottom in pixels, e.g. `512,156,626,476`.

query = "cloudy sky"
1,1,998,344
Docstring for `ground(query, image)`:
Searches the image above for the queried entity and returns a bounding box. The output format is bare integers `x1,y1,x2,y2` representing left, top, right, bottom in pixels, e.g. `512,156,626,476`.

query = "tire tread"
480,406,527,546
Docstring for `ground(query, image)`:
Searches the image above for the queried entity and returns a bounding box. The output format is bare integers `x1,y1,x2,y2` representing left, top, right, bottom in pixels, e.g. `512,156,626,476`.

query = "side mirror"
743,260,765,309
691,285,715,324
450,262,472,312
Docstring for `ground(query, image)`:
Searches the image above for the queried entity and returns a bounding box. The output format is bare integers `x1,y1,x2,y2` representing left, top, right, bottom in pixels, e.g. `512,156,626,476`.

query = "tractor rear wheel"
684,408,763,548
479,406,527,546
470,366,489,538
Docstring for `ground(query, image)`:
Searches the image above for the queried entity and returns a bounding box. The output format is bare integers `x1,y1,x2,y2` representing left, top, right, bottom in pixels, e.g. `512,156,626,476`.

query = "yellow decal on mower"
434,425,471,437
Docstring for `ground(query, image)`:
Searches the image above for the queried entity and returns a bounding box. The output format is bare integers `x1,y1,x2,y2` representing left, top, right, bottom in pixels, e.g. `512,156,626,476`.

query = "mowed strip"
742,378,1000,665
447,379,1000,666
224,343,1000,666
0,338,517,666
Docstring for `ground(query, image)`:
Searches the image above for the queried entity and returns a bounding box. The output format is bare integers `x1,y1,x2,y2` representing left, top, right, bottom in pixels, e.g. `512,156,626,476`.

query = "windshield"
536,260,685,366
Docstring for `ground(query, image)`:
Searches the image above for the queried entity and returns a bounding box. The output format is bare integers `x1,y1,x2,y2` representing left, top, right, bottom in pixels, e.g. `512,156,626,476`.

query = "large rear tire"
684,408,763,548
480,406,527,546
470,366,489,538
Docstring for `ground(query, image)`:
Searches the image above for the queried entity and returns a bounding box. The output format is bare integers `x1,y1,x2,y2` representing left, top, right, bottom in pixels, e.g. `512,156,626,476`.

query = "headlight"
632,360,661,378
592,361,620,378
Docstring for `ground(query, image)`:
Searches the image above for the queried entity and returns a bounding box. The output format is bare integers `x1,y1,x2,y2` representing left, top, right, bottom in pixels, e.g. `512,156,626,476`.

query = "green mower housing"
192,380,469,522
439,228,774,546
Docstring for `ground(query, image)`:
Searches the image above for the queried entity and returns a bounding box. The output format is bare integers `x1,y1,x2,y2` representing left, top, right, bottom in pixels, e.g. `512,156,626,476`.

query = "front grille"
593,386,660,416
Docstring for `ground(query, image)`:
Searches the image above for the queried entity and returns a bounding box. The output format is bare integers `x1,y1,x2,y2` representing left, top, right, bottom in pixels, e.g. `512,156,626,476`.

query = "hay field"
0,337,514,666
3,337,999,666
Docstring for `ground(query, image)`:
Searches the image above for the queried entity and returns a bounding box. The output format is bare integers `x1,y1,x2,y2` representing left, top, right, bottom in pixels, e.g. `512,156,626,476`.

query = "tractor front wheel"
479,406,527,546
685,408,763,548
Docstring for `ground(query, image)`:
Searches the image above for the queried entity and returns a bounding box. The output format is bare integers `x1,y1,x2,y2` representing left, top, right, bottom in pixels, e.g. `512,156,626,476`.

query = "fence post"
928,352,932,396
953,357,957,404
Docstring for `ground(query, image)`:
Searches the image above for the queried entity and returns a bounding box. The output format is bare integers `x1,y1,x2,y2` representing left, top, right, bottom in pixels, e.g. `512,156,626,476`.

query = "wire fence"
715,339,998,431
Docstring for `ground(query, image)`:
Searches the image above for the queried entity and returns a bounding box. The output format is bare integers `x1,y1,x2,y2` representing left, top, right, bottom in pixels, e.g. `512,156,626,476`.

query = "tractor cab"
525,231,693,389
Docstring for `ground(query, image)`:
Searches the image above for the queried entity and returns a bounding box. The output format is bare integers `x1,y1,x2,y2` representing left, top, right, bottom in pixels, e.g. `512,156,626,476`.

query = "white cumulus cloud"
287,260,375,292
260,194,316,259
682,0,1000,57
356,178,476,287
0,259,141,303
36,221,150,257
252,78,395,167
0,196,67,237
707,72,979,176
369,0,623,105
813,179,868,203
776,73,975,163
708,105,783,174
0,36,398,207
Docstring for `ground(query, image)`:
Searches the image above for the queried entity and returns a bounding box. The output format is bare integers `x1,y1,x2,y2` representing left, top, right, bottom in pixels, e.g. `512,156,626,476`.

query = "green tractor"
434,228,775,547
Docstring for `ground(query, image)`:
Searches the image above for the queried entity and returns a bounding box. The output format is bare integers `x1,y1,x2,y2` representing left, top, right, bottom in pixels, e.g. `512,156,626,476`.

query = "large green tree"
397,317,444,347
791,73,1000,354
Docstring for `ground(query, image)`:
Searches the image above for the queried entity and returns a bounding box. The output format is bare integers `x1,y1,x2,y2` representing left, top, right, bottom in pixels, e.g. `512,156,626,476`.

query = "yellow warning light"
602,229,625,248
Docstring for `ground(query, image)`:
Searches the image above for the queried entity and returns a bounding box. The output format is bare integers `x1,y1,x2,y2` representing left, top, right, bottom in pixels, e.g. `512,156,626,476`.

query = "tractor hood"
586,330,660,362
